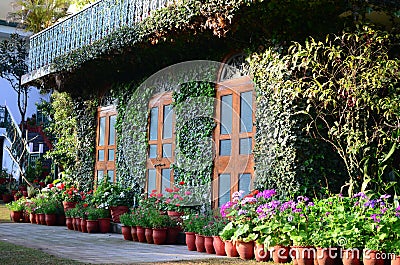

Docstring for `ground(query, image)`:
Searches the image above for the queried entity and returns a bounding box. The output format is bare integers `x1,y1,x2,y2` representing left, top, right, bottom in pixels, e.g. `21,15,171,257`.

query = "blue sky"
0,78,50,123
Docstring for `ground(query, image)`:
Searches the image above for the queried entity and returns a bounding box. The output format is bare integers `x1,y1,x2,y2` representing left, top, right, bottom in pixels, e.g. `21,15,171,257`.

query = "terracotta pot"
273,245,291,263
204,236,215,254
72,217,77,230
30,213,36,224
136,226,146,243
110,206,129,223
363,250,385,265
145,228,153,243
224,240,239,257
316,247,338,265
86,220,99,233
81,219,88,233
131,226,138,241
65,217,74,230
62,201,76,212
98,218,111,233
2,194,13,203
35,213,40,224
166,227,180,244
153,228,167,245
212,236,226,256
75,218,82,232
122,226,133,240
185,232,196,251
38,213,46,225
57,214,66,226
236,241,254,260
292,246,315,265
342,249,361,265
10,210,22,222
45,214,57,226
392,256,400,265
195,234,205,252
23,212,30,223
255,243,270,262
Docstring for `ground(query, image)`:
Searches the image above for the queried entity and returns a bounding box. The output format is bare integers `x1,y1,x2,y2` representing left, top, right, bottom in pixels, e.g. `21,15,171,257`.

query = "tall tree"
0,33,30,134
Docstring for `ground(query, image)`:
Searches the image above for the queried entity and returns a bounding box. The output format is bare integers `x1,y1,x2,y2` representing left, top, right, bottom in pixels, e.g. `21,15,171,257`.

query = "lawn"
0,202,11,223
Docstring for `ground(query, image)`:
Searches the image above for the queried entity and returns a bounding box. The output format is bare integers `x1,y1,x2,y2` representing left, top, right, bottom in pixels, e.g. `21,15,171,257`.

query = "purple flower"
297,196,309,202
280,200,295,212
380,194,391,200
308,202,315,207
293,208,302,213
256,189,277,199
238,209,248,216
241,197,257,205
380,208,388,214
396,205,400,211
220,201,234,217
325,212,331,216
353,192,368,199
370,214,381,223
364,200,377,208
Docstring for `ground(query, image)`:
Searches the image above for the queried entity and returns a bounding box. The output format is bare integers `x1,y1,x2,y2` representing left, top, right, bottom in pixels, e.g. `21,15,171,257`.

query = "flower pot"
62,201,76,212
38,213,46,225
255,243,270,262
212,236,226,256
65,217,74,230
204,236,215,254
236,241,254,260
110,206,129,223
122,226,133,240
81,218,88,233
2,194,13,203
45,214,57,226
224,240,239,257
185,232,196,251
273,245,291,263
392,256,400,265
153,228,167,245
166,227,180,244
23,212,30,223
292,246,315,265
342,249,361,265
195,234,205,252
57,214,66,226
86,220,99,233
72,217,77,230
316,247,338,265
145,228,153,243
10,210,22,222
131,226,138,241
29,213,36,224
98,218,111,233
363,250,385,265
75,218,82,232
35,213,40,224
137,226,146,243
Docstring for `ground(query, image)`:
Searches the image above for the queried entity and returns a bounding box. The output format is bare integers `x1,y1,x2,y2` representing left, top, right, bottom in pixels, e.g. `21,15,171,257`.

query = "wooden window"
213,76,255,207
95,106,117,184
146,92,174,195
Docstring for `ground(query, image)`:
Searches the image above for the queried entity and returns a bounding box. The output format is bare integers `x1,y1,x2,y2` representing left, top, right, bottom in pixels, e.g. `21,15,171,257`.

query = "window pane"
149,107,158,140
239,174,251,195
107,170,114,183
98,150,104,161
218,174,231,207
149,144,157,158
163,105,173,139
161,169,171,194
239,137,252,155
97,170,104,185
108,115,116,145
162,143,172,158
220,139,231,156
220,94,232,135
108,149,115,161
148,169,156,194
99,117,106,146
240,91,253,132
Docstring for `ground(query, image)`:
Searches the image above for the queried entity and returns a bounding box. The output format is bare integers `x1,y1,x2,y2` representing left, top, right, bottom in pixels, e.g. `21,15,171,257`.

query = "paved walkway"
0,223,223,264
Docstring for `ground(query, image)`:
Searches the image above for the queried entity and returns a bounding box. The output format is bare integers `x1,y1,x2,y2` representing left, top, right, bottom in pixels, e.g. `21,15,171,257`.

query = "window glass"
147,169,156,194
239,174,251,195
240,91,253,132
108,149,115,161
97,170,104,185
163,105,173,139
218,174,231,207
108,115,116,145
220,94,232,134
149,107,158,140
239,137,252,155
99,117,106,146
162,143,172,158
161,169,171,194
149,144,157,158
98,150,104,161
107,170,114,183
220,139,231,156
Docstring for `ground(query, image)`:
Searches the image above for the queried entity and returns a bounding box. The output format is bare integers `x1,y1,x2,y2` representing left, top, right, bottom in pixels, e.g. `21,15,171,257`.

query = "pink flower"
184,191,191,195
166,198,171,203
173,194,180,199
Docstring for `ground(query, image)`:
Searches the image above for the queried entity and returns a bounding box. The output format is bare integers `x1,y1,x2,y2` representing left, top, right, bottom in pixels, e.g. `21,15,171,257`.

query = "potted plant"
135,206,149,243
120,212,133,240
150,210,171,245
106,183,135,223
97,208,111,233
183,213,204,251
62,185,81,211
42,199,58,226
6,199,25,222
64,208,74,230
165,214,180,244
86,207,100,233
220,221,239,257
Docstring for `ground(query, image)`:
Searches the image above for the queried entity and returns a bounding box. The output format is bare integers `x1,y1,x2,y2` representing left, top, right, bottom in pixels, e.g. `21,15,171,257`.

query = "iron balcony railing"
28,0,170,73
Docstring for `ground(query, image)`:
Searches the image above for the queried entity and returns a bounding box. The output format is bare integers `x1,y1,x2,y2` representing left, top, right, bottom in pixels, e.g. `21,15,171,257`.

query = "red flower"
175,204,180,207
173,187,180,192
156,193,163,198
48,183,54,188
179,181,185,185
151,189,157,193
83,203,88,208
68,191,72,195
165,187,173,193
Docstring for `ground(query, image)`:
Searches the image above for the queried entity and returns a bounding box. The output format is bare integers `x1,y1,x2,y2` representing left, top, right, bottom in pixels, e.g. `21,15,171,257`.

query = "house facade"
21,0,400,206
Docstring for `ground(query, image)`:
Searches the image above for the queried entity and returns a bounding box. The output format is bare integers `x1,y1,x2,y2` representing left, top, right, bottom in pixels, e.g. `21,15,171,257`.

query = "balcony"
22,0,171,84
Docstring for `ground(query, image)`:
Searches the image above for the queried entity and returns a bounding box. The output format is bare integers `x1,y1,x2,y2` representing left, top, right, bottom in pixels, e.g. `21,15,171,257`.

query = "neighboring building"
20,0,400,206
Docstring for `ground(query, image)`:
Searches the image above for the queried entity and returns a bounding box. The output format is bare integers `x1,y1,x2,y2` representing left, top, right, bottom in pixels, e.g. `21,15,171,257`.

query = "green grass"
0,202,11,223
